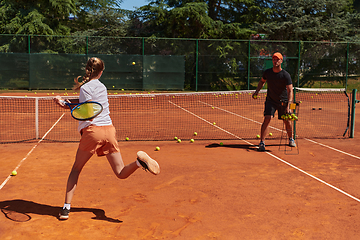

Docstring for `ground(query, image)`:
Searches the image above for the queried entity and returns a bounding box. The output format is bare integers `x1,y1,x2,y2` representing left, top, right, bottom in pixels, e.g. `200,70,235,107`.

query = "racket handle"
60,100,68,106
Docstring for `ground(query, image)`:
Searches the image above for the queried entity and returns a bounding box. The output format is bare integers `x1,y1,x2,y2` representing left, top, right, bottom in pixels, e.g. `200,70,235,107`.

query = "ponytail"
72,57,105,91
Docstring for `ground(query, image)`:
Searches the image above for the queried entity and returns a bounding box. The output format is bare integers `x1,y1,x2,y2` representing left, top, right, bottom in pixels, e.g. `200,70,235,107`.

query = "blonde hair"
73,57,105,91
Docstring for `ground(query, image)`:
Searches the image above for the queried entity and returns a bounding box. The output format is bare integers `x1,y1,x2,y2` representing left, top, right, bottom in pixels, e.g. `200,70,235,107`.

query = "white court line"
170,101,360,203
0,113,65,190
169,101,253,146
200,101,360,161
199,101,283,132
305,138,360,160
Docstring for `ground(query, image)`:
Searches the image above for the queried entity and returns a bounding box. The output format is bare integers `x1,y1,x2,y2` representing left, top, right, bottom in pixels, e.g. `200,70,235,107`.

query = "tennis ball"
132,62,136,65
213,122,216,125
269,133,273,136
220,142,223,146
212,107,214,109
174,136,178,140
256,135,260,139
155,146,160,151
253,95,257,99
190,139,194,143
125,137,129,141
177,139,181,143
11,171,17,176
194,132,197,136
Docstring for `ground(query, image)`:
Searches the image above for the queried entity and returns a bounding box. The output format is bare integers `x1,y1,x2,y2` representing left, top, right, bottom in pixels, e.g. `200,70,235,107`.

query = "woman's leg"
106,152,139,179
64,148,93,204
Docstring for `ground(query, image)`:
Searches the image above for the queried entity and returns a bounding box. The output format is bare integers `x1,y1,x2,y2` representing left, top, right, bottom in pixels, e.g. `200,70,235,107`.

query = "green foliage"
73,0,127,34
131,2,255,39
0,0,76,35
256,0,360,41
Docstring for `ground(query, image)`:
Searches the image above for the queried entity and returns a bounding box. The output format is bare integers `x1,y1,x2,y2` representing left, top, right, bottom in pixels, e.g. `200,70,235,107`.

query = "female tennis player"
53,57,160,220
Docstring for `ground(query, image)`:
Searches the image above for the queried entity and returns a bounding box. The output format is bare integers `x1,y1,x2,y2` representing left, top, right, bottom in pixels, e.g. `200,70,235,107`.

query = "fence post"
86,36,88,55
28,35,31,90
293,88,297,140
345,43,349,91
297,41,301,88
350,89,359,138
196,39,199,92
142,37,145,90
247,40,251,90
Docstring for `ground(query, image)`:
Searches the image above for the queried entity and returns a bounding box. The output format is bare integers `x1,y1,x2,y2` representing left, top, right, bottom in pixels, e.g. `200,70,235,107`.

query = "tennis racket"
61,101,103,121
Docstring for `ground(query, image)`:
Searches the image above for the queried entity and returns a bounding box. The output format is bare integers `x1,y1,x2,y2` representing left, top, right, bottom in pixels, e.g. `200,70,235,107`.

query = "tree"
149,0,273,23
128,1,261,39
256,0,359,41
0,0,125,36
72,0,125,33
0,0,77,35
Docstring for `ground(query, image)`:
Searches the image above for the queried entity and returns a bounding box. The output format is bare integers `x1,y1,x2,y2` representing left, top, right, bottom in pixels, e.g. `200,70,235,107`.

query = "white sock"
63,203,71,210
136,160,142,168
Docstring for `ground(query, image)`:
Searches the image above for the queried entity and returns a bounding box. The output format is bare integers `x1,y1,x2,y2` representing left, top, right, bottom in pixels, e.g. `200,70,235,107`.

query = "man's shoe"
258,141,266,151
289,138,296,147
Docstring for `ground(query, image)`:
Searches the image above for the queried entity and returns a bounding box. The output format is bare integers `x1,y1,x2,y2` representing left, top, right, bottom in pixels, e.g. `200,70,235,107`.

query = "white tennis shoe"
137,151,160,175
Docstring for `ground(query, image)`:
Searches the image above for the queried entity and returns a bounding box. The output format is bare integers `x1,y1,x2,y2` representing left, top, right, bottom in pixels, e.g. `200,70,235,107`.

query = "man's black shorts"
264,100,287,119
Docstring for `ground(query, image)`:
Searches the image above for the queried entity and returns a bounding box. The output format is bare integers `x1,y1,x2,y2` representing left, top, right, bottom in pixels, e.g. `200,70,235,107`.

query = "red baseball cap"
272,52,283,60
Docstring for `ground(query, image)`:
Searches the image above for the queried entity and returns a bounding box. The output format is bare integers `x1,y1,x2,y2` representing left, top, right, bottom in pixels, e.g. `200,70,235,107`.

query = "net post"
293,88,297,140
35,97,39,140
350,89,359,138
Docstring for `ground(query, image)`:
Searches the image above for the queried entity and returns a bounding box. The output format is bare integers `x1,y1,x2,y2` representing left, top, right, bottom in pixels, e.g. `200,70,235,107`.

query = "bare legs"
260,116,293,142
260,116,272,142
106,152,139,179
64,149,139,204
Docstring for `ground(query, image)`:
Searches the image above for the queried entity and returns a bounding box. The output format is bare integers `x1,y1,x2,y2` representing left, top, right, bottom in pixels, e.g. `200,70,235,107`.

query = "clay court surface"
1,91,360,239
1,136,360,239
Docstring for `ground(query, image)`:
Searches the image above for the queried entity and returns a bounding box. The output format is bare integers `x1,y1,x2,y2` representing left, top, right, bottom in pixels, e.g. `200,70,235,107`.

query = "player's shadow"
206,143,282,152
0,199,122,223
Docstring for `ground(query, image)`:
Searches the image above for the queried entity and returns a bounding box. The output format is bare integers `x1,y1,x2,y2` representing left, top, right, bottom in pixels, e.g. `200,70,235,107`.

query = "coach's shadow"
206,143,282,152
0,199,121,223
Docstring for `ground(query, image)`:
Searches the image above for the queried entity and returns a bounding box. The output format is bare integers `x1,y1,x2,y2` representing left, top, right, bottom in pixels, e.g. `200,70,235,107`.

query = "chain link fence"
0,34,359,91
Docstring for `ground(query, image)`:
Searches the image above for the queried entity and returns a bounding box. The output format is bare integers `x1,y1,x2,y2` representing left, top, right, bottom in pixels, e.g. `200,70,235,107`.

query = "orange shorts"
79,125,120,156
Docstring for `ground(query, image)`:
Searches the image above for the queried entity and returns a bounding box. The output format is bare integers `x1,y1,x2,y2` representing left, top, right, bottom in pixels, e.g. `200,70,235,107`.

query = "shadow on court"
0,199,122,223
205,143,284,152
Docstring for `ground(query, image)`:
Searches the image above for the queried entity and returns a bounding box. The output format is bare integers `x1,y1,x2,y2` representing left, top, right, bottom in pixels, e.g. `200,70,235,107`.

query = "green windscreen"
0,53,185,90
143,55,185,90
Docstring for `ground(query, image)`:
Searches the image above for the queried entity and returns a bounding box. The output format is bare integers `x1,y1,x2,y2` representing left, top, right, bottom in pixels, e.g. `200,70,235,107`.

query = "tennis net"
0,89,350,143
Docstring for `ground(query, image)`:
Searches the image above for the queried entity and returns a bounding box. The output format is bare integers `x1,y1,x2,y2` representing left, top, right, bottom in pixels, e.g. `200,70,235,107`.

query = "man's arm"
252,78,266,99
286,84,293,111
